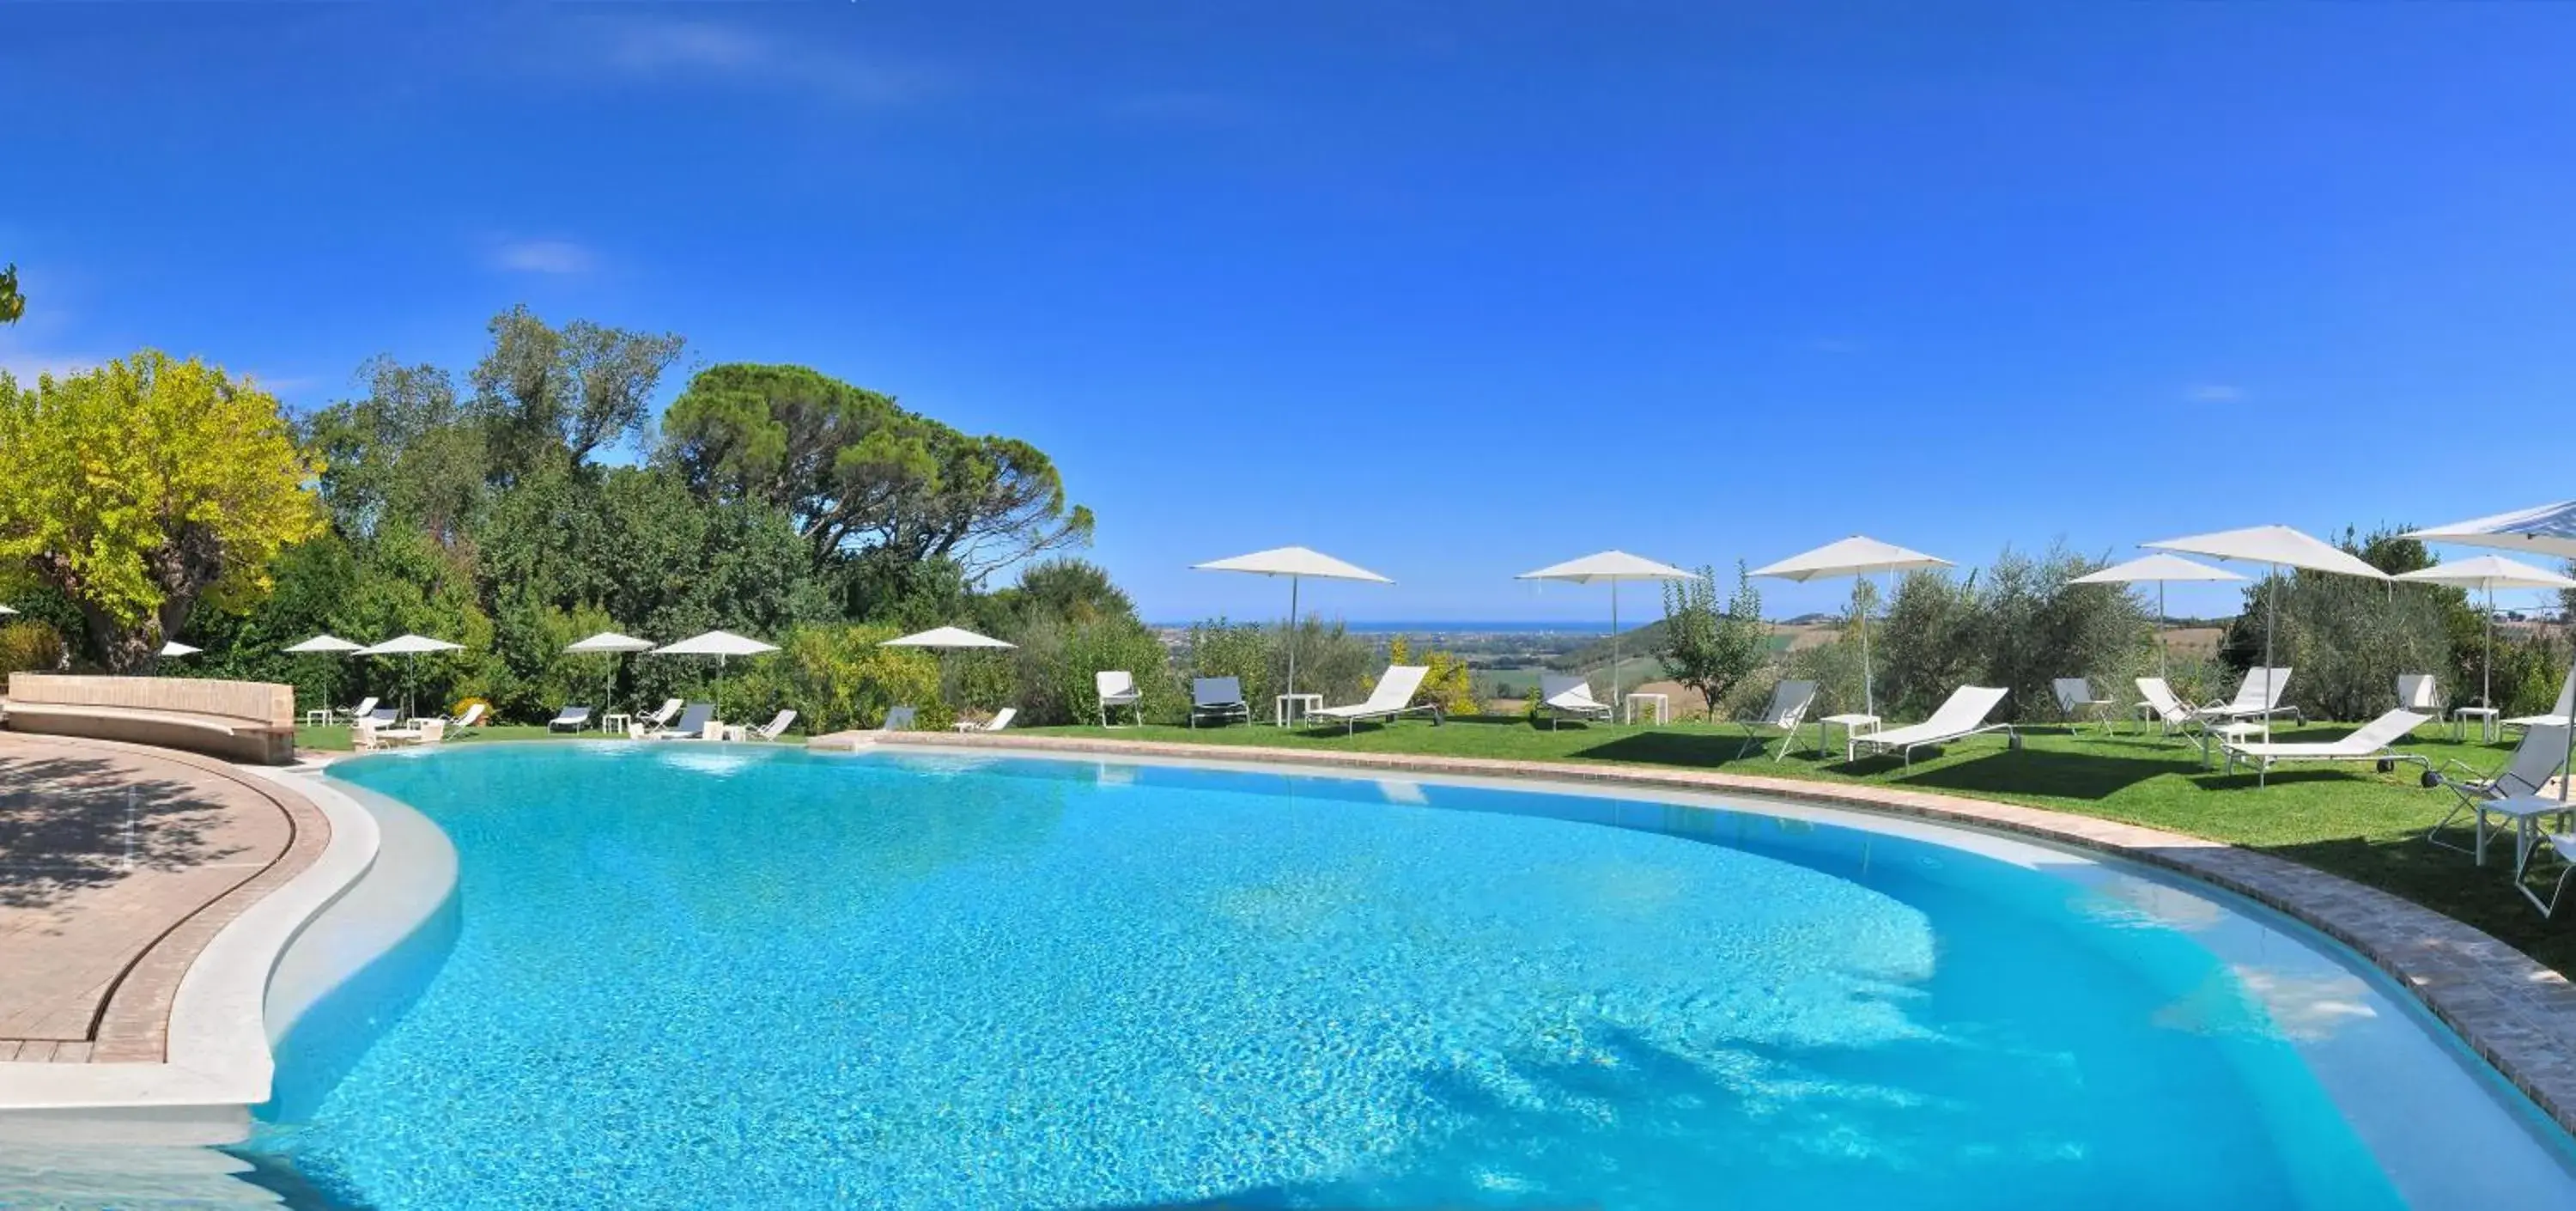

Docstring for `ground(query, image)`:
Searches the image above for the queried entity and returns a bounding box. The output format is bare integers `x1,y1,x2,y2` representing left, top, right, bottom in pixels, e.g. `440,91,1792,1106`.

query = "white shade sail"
880,626,1015,651
1750,536,1950,581
158,641,200,657
2406,501,2576,561
2069,554,2246,585
1516,551,1698,584
1193,546,1392,583
0,605,16,616
568,630,656,654
359,634,465,656
652,630,781,657
283,634,366,654
2143,526,2388,579
2393,556,2576,592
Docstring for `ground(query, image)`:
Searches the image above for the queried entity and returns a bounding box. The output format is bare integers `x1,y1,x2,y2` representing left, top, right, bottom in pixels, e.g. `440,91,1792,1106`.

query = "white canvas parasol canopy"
283,633,365,715
2406,501,2576,561
2145,526,2388,741
1194,546,1392,702
1517,551,1697,718
650,630,779,715
880,626,1016,650
0,605,17,615
2069,554,2245,678
158,641,199,657
567,631,655,713
357,634,465,719
1752,536,1949,716
2394,556,2576,713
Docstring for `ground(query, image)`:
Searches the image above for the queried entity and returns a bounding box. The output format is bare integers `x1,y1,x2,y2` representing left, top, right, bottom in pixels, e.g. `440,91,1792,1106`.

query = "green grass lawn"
1024,715,2576,974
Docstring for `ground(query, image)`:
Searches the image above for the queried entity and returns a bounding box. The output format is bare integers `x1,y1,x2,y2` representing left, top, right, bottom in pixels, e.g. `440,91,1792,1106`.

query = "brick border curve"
872,730,2576,1135
0,734,330,1063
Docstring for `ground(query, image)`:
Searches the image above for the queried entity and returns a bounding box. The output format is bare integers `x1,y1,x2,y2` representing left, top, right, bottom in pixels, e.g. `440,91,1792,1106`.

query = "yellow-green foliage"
734,623,946,733
448,696,494,725
1385,636,1479,717
0,619,65,677
0,353,325,666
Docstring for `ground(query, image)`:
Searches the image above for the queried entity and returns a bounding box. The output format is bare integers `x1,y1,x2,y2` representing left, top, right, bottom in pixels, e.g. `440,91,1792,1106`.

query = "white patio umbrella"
2144,526,2388,742
158,641,199,658
2393,556,2576,714
1751,536,1950,716
0,605,16,615
283,633,365,716
358,633,466,720
2407,500,2576,561
1516,551,1698,718
2069,554,2245,679
1193,546,1393,703
881,626,1017,715
567,630,654,715
649,630,780,715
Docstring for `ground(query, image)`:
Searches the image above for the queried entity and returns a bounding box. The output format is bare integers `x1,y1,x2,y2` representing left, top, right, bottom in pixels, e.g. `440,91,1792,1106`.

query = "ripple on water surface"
239,744,2496,1208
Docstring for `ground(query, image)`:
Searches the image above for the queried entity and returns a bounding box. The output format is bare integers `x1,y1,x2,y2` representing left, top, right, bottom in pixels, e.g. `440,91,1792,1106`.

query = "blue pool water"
239,744,2575,1208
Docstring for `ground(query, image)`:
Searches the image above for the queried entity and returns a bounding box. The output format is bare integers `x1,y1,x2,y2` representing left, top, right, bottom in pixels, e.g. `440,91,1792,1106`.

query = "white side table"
1275,693,1322,727
305,708,337,728
2451,706,2500,744
2487,794,2573,870
602,712,632,736
1623,692,1670,726
2205,721,2265,769
1818,713,1880,762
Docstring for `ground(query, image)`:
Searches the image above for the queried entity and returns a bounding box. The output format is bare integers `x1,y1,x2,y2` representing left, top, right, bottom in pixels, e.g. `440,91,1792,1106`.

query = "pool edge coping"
865,729,2576,1136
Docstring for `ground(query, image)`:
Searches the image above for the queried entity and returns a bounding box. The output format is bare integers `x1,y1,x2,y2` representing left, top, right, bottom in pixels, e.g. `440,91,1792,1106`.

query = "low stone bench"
2,673,295,765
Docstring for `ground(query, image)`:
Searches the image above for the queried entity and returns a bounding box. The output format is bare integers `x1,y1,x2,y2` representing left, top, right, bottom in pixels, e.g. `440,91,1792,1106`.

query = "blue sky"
6,3,2574,624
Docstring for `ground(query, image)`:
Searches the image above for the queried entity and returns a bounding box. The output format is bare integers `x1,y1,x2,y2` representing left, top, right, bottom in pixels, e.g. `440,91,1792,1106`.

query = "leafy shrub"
1182,615,1378,711
732,623,944,733
0,619,66,678
1873,544,2154,722
1658,563,1770,721
448,696,493,725
1385,636,1478,716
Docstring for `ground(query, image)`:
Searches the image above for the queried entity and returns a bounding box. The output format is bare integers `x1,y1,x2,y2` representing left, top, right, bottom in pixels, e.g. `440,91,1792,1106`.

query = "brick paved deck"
0,734,328,1063
866,730,2576,1136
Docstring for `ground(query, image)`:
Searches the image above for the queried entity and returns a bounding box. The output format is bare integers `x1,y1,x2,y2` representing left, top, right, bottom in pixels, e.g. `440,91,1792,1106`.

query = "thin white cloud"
2185,383,2245,404
582,16,938,106
494,240,596,276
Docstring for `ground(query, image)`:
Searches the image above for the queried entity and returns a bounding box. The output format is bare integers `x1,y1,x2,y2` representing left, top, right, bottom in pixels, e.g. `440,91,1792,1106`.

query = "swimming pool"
239,742,2576,1208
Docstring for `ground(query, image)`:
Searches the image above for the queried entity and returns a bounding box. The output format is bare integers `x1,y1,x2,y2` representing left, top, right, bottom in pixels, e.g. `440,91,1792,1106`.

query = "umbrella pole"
2158,581,2169,680
2484,583,2495,715
1859,576,1876,717
2263,566,2278,747
1610,579,1620,722
1286,575,1301,709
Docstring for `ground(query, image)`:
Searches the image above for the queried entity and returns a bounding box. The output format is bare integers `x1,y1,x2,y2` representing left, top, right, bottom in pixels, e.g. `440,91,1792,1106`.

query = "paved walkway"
867,729,2576,1136
0,734,327,1062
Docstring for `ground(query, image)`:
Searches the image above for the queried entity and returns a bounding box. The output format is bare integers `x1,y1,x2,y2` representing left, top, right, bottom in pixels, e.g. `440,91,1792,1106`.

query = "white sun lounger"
1189,677,1252,728
1735,679,1818,760
549,705,592,732
647,702,716,739
1309,666,1437,733
1096,671,1143,727
953,707,1018,733
2200,667,2301,726
1855,686,2014,767
2221,709,2431,787
2505,666,2576,732
1537,674,1612,729
751,709,798,741
879,706,917,732
2052,678,2117,732
2427,723,2569,864
633,698,683,736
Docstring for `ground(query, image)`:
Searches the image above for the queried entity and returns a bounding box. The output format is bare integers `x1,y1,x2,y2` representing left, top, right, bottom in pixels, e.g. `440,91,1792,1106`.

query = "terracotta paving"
871,729,2576,1135
0,733,328,1063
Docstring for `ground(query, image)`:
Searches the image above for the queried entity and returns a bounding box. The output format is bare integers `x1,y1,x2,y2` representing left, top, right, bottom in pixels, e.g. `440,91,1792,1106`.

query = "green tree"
471,304,685,482
0,353,325,671
301,356,488,543
1657,563,1770,721
0,264,21,324
660,362,1094,575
